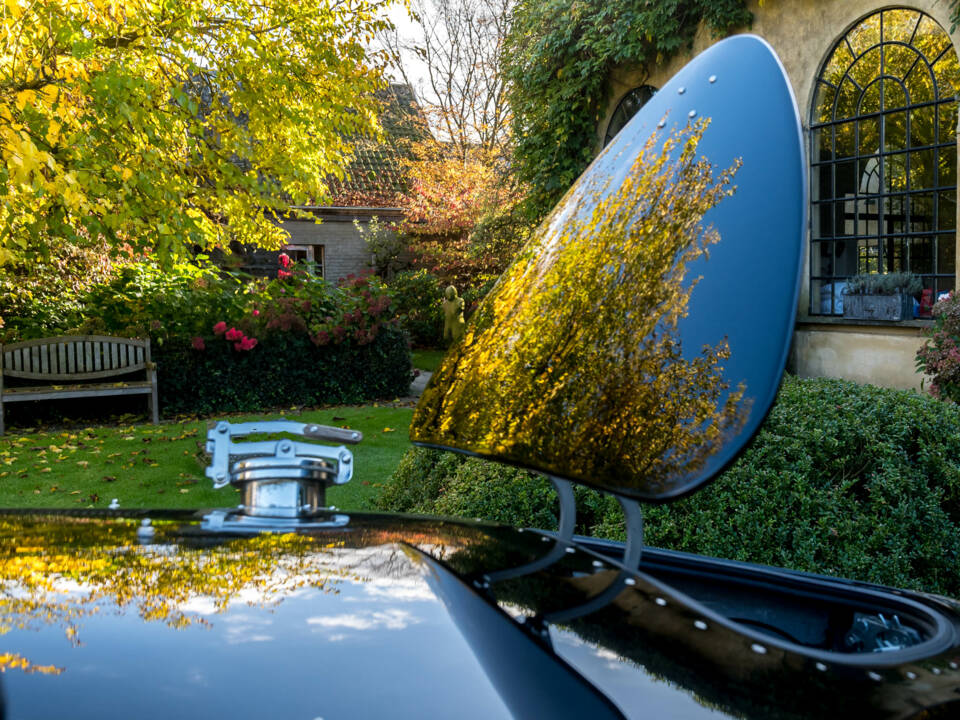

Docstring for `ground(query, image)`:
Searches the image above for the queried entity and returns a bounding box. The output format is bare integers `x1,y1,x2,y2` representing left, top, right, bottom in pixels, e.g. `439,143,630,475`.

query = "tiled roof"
326,84,428,208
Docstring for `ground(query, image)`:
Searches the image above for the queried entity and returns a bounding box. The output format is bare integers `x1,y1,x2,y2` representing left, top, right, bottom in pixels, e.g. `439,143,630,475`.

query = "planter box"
842,292,912,321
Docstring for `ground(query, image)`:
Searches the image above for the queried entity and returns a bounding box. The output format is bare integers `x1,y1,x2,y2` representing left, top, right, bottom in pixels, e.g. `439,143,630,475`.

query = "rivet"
218,424,228,433
655,597,667,606
657,119,666,129
815,662,828,672
518,528,525,533
709,75,717,83
905,671,917,680
688,110,696,118
950,661,958,670
565,547,576,554
592,560,604,568
694,620,708,631
624,577,637,586
751,643,768,655
541,536,551,542
868,671,883,682
932,667,943,675
678,86,686,95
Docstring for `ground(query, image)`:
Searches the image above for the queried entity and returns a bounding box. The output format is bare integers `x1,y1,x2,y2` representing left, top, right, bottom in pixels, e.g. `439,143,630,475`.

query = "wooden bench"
0,336,159,434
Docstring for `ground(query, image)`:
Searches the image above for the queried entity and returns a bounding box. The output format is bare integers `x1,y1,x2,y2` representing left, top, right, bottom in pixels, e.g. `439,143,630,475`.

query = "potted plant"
842,271,922,321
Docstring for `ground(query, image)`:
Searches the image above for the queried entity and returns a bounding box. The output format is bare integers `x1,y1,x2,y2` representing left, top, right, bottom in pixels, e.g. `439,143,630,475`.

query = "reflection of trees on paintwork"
0,515,354,672
412,122,748,497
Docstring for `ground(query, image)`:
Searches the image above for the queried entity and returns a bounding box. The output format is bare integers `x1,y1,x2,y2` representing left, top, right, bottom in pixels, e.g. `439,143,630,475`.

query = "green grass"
0,405,414,512
411,348,447,372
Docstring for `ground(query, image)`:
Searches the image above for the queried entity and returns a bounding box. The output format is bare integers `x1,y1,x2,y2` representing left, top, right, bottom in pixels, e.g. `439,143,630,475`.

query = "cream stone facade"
602,0,959,390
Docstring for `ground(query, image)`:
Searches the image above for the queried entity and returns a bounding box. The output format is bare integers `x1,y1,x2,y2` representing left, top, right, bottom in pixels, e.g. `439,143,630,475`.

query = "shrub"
157,326,411,415
0,239,122,341
385,270,444,347
78,261,248,345
916,291,960,402
2,259,413,419
379,375,960,597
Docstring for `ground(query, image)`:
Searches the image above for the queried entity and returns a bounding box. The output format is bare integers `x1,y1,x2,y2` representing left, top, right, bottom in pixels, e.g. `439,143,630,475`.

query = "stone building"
236,84,419,280
600,1,959,389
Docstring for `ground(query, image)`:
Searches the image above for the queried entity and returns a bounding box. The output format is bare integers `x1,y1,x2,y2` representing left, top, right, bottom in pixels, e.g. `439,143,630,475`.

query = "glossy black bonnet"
411,35,806,502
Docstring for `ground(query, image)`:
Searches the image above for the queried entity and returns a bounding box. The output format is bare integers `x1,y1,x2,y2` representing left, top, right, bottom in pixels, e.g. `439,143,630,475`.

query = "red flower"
225,327,242,341
278,253,291,268
213,321,227,335
278,269,292,279
252,309,260,316
234,336,258,351
191,336,205,350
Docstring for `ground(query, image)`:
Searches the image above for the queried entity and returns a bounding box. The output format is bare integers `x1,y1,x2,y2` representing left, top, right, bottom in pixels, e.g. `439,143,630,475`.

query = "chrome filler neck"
202,419,362,531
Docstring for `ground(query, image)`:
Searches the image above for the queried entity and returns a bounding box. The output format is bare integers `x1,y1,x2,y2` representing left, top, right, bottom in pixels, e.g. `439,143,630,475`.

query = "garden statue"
442,285,466,343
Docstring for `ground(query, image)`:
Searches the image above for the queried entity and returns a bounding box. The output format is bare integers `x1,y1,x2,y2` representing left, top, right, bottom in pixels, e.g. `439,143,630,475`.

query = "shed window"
810,8,960,315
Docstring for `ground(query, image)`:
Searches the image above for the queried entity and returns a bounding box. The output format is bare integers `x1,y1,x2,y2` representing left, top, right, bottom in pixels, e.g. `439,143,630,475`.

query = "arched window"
604,85,657,146
810,8,960,315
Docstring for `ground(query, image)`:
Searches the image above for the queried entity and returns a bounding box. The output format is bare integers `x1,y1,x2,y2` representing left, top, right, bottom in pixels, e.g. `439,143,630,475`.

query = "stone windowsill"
795,314,934,331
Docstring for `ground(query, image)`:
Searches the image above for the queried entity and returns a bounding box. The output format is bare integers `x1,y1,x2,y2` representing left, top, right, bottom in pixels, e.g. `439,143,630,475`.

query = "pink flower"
225,327,242,341
234,336,258,351
278,253,291,268
213,321,227,335
278,269,292,279
252,309,260,316
191,336,205,351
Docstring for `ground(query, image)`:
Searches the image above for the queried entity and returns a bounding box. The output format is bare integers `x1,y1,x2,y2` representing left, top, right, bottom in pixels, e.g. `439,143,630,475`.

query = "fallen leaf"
382,427,395,433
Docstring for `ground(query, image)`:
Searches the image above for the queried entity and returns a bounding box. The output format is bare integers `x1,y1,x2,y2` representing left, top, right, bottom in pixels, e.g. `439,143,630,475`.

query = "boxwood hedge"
378,375,960,597
157,326,411,416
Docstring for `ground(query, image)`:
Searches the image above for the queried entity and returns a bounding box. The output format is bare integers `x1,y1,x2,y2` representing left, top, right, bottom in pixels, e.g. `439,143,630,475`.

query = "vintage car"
2,35,960,719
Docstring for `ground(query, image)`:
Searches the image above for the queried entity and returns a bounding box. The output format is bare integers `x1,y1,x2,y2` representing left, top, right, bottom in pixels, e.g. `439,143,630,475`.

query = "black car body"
2,35,960,719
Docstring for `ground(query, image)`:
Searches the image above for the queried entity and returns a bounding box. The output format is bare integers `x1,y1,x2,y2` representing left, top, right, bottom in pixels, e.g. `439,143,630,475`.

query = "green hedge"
157,327,411,415
378,375,960,597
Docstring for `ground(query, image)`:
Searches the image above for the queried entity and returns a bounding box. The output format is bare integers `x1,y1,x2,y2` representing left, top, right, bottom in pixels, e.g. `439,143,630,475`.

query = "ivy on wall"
503,0,753,219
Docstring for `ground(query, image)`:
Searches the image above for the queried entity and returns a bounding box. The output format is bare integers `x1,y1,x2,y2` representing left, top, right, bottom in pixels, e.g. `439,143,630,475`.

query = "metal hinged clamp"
202,419,362,531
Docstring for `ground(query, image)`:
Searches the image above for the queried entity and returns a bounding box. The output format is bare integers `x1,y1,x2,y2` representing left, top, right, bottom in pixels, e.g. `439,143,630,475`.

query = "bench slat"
57,343,66,375
2,382,153,402
110,343,118,370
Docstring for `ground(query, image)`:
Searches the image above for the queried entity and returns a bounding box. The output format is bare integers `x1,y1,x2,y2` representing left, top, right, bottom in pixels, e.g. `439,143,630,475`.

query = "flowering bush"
916,291,960,401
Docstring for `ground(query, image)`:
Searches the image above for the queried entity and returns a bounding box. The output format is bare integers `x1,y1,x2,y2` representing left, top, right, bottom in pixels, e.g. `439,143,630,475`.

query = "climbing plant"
503,0,753,219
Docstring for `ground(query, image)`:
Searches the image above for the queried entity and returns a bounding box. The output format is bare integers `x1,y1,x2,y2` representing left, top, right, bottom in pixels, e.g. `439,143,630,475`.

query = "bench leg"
0,397,4,436
149,385,159,425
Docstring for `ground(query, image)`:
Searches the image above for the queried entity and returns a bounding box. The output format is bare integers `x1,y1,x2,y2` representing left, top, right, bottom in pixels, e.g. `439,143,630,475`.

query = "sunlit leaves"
0,0,390,265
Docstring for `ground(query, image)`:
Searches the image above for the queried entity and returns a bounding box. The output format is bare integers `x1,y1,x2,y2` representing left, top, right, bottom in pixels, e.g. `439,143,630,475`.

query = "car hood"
0,510,522,720
1,509,960,720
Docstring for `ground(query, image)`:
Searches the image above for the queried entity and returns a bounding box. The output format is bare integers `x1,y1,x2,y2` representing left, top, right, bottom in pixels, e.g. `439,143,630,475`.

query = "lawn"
0,405,414,512
411,348,447,372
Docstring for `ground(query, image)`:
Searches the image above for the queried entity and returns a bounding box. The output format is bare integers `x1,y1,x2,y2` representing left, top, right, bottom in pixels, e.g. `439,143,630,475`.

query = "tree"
0,0,391,265
381,0,511,158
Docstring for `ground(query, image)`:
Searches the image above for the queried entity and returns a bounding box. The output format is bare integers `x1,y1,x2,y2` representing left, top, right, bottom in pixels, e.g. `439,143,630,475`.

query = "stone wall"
602,0,957,390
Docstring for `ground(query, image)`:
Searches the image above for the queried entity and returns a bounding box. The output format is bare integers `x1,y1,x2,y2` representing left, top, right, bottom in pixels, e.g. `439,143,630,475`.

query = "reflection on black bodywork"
412,123,749,499
433,529,960,720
